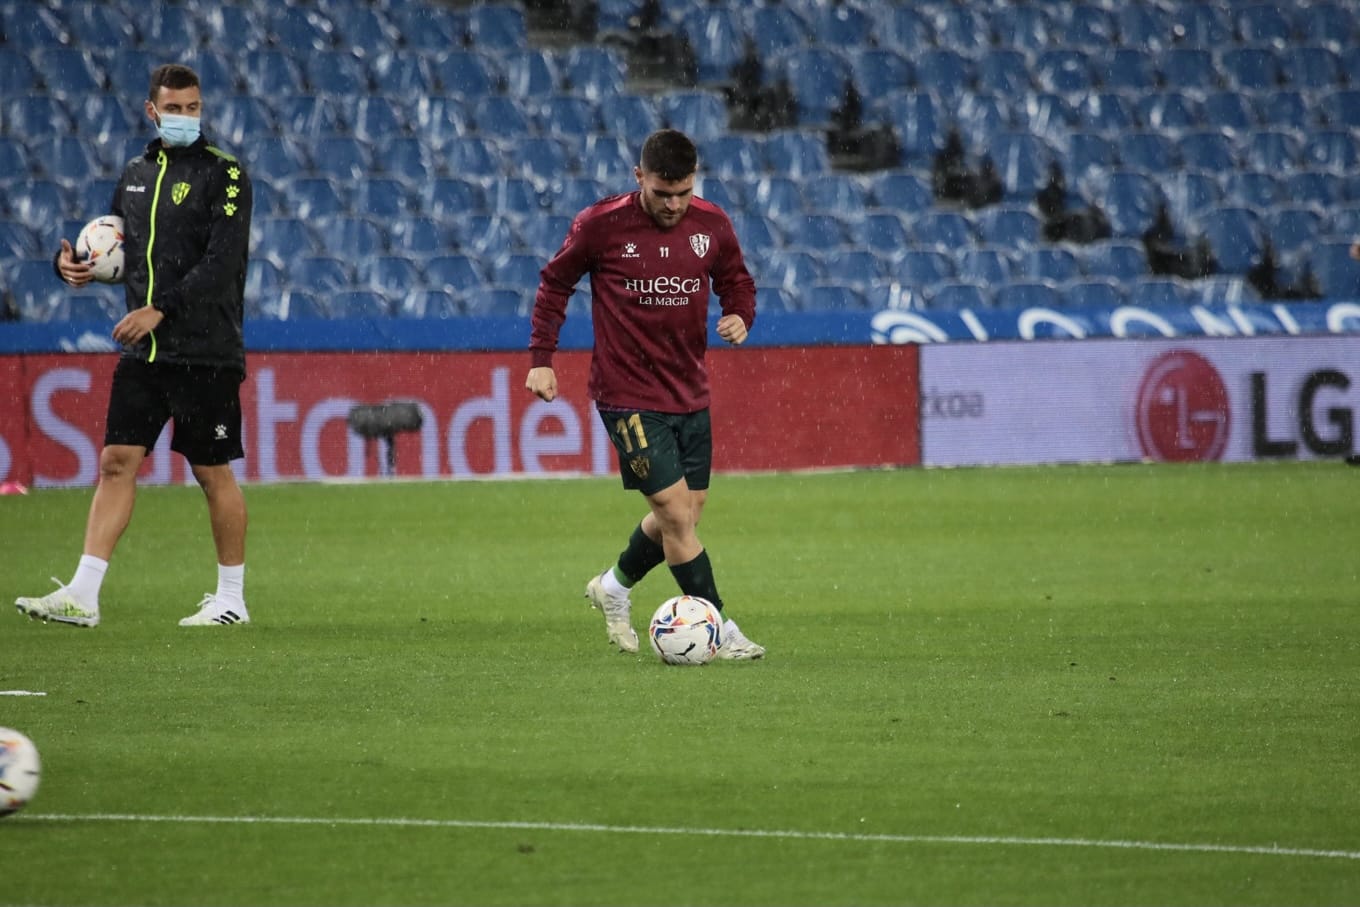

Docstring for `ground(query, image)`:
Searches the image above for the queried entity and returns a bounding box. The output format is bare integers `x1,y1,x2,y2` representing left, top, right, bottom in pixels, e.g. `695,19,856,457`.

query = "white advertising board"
920,336,1359,466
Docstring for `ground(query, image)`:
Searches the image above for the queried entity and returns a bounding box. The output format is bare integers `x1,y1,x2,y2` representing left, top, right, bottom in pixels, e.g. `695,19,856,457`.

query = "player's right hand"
57,239,95,287
525,366,558,402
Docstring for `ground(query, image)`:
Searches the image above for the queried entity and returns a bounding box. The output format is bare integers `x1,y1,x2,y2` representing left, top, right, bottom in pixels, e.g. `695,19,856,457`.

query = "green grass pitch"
3,462,1358,905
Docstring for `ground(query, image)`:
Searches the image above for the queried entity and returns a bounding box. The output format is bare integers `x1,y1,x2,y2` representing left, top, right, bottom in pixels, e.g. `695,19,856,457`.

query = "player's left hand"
716,314,748,345
112,306,164,346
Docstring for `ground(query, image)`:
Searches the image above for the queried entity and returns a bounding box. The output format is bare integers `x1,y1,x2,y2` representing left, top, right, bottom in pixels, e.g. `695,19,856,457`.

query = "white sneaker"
179,594,250,627
584,572,638,653
716,618,765,660
15,579,100,627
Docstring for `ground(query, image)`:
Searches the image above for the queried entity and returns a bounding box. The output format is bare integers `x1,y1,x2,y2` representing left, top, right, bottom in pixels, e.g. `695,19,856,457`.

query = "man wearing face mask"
16,63,254,629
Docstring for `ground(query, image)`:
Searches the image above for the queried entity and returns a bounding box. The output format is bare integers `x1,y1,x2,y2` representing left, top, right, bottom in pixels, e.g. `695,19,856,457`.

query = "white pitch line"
20,813,1360,862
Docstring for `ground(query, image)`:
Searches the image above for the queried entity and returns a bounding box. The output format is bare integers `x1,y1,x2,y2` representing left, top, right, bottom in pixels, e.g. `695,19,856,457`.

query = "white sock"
68,555,108,608
216,563,245,607
601,568,630,599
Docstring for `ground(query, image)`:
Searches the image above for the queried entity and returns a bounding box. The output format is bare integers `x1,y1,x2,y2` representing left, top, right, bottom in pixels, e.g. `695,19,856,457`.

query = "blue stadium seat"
265,5,335,53
240,50,306,95
976,49,1033,96
1158,48,1218,91
335,6,401,55
1222,170,1280,209
369,53,435,96
287,177,349,219
1016,93,1077,146
1164,170,1222,225
274,95,345,140
1325,204,1360,240
9,181,71,234
1301,130,1358,173
1241,129,1302,172
1177,130,1237,171
1256,90,1311,129
1310,241,1360,298
820,249,885,288
745,5,811,58
1266,205,1328,259
994,280,1063,310
433,50,502,97
1235,4,1294,46
498,49,558,98
748,176,804,219
1084,239,1148,280
30,47,105,98
57,288,125,324
560,47,626,102
517,137,571,183
730,213,782,253
351,97,408,144
873,6,934,51
553,177,606,217
65,2,136,46
1118,5,1174,52
704,135,767,179
305,50,370,95
1170,2,1234,46
755,286,798,313
1191,275,1260,305
1065,131,1116,184
955,93,1014,151
925,280,992,311
1062,5,1116,48
814,1,875,46
0,219,41,259
312,136,372,181
1120,132,1178,172
1280,45,1343,91
992,4,1054,52
425,254,487,293
4,96,75,138
0,49,38,95
1296,3,1357,50
764,250,825,288
868,171,931,212
776,47,855,126
253,217,319,267
293,256,353,294
251,136,312,181
0,138,31,186
803,283,869,311
599,94,661,138
989,132,1053,201
388,217,450,256
244,259,283,316
30,136,110,186
1283,170,1344,208
976,206,1042,248
8,259,63,321
877,91,942,163
323,215,387,258
1061,277,1126,308
1073,92,1138,135
537,95,599,137
783,214,849,251
679,6,749,85
957,246,1015,284
330,290,392,319
1101,171,1166,238
1020,247,1083,284
379,137,436,185
762,131,831,179
486,177,543,218
396,289,464,319
214,96,277,147
1201,91,1258,132
424,177,489,223
1138,92,1203,132
658,91,729,142
852,210,914,255
930,4,989,53
851,49,915,96
1219,46,1282,91
472,95,534,137
911,210,976,251
801,174,870,217
697,178,742,213
452,215,522,257
1128,277,1195,308
266,289,328,321
578,134,633,183
896,249,956,287
353,177,416,220
913,49,975,103
387,4,466,51
466,3,527,51
358,256,425,298
1193,206,1264,274
441,137,504,179
1,4,66,48
1321,88,1360,128
1035,48,1095,94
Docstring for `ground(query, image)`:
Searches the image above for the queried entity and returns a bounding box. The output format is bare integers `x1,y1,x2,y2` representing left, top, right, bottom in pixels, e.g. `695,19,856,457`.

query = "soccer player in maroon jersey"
525,129,765,660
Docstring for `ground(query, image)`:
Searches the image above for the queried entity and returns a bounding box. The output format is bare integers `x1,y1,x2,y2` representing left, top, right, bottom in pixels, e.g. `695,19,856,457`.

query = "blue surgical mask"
154,109,200,148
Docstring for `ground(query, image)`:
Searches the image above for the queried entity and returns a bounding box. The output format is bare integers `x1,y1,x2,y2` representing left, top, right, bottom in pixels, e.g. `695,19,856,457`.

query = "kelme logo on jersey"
171,182,191,205
689,233,711,258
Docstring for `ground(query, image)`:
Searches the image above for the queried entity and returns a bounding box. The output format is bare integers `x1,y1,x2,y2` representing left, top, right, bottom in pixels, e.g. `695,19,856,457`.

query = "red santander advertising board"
1,346,921,487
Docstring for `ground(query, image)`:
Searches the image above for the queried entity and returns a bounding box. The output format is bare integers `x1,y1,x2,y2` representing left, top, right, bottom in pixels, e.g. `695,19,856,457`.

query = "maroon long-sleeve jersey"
529,191,757,414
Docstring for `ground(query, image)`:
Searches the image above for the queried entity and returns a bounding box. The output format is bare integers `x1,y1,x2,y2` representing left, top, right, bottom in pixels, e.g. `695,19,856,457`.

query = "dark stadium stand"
4,0,1360,323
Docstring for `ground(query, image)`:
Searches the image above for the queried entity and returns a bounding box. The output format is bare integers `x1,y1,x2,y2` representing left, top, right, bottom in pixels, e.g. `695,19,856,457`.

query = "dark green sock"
613,523,665,587
668,549,724,612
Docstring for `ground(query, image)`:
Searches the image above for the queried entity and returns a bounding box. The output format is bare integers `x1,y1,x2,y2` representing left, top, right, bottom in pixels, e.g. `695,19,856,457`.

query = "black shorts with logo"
597,407,712,495
104,358,245,465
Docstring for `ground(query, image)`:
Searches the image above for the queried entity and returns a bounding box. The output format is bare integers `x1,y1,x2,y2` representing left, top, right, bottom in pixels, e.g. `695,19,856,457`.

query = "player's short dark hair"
639,129,698,182
148,64,200,103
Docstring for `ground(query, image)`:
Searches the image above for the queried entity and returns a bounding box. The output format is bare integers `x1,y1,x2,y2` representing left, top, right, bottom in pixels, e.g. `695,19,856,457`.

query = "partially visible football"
0,727,41,817
75,215,125,283
648,595,723,666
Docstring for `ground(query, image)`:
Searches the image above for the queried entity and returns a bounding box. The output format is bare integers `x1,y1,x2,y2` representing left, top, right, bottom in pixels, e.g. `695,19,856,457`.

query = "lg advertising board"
919,335,1358,466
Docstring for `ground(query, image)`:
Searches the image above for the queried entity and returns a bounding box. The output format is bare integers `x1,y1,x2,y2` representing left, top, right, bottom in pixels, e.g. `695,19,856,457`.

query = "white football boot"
715,618,766,660
179,594,250,627
585,572,639,653
15,580,100,627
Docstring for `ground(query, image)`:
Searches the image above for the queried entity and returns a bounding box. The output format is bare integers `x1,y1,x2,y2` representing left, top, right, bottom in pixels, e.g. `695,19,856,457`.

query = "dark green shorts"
597,408,712,495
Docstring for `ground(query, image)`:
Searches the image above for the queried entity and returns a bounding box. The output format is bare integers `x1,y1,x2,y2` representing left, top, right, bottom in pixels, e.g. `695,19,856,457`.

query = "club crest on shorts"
689,233,710,258
628,455,651,480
